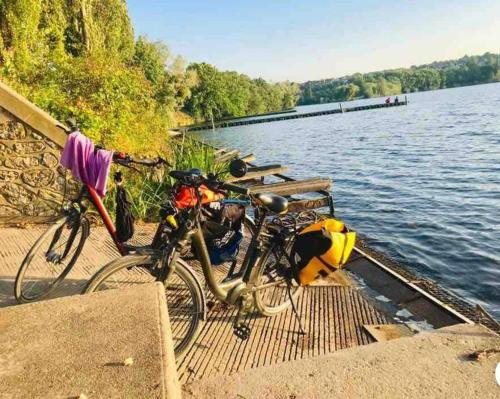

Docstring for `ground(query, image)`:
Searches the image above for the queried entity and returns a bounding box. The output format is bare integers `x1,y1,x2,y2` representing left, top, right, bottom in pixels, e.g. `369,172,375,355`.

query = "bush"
6,56,174,155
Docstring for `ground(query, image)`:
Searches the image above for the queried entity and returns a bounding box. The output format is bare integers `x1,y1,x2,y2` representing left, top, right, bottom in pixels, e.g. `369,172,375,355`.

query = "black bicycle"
84,166,307,357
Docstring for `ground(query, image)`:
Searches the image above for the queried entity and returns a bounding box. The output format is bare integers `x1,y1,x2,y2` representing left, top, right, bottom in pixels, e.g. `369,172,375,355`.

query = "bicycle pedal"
46,251,62,263
233,323,251,340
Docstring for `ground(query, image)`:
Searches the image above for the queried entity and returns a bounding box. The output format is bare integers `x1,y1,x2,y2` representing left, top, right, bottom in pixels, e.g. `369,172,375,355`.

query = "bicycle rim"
15,216,88,302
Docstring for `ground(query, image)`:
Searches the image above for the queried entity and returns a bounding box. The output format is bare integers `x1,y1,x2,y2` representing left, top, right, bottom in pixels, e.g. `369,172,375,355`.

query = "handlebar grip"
221,182,250,196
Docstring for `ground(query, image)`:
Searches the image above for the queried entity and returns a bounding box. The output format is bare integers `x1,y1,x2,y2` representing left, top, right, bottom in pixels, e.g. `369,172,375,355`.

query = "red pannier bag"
175,184,225,209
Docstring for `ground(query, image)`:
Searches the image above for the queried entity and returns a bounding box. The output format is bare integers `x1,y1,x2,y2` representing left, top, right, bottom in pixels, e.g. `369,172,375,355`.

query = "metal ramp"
177,285,386,384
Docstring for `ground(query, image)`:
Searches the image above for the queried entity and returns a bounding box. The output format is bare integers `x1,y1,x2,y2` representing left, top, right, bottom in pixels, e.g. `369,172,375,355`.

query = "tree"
132,36,170,86
297,52,500,105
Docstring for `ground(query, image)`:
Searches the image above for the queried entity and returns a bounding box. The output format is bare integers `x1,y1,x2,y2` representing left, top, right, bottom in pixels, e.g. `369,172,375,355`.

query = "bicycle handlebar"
113,152,170,168
169,170,249,196
221,182,250,196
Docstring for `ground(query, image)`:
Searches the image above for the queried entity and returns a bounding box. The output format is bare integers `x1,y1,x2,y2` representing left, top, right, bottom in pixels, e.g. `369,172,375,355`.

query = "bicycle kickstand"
287,283,306,335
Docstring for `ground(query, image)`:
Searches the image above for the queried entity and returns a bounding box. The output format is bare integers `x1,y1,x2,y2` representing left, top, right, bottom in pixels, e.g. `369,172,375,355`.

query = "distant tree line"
299,53,500,105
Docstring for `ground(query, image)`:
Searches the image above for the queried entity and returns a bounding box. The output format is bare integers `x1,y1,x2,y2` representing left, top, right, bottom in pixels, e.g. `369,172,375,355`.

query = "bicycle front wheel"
251,241,303,317
84,255,205,357
15,215,89,303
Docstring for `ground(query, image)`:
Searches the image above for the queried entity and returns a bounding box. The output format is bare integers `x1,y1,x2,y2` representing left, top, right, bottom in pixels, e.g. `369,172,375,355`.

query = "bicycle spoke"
17,218,87,302
254,240,302,314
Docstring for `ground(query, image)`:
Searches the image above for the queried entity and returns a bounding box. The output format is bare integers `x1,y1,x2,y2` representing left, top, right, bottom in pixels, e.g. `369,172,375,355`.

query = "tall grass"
165,135,228,185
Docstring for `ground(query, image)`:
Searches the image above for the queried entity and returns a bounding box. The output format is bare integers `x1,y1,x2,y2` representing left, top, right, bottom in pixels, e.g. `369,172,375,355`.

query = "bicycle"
84,168,306,357
13,146,170,303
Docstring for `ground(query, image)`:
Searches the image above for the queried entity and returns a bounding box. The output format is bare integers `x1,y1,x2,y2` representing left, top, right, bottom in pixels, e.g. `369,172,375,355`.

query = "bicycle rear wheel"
251,240,303,316
84,255,205,357
15,215,89,303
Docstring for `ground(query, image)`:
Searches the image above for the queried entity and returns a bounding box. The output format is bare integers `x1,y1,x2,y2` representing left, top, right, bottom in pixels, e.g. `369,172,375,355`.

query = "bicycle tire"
251,241,303,316
84,254,205,357
15,215,89,303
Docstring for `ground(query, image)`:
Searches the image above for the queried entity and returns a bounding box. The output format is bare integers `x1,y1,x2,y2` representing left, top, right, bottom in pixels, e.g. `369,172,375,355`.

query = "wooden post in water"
339,103,344,113
405,95,408,105
210,111,215,130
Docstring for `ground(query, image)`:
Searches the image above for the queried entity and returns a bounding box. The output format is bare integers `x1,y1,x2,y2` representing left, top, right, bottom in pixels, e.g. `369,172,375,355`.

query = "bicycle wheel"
15,215,89,303
251,240,303,316
84,254,205,357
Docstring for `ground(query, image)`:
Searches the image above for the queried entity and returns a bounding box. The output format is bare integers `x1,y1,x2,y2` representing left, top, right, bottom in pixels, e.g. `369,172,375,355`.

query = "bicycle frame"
73,184,127,256
166,205,271,305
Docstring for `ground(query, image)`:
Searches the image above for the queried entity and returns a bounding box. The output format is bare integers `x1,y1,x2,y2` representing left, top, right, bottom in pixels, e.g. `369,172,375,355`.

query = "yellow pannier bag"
292,218,356,286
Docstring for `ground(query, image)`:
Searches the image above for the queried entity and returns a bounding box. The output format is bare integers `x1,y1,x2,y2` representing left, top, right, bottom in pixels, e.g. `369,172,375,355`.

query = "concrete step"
0,283,180,398
183,323,500,399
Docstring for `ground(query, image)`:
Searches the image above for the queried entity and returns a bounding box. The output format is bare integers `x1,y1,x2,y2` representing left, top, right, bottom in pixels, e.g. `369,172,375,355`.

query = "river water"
195,82,500,318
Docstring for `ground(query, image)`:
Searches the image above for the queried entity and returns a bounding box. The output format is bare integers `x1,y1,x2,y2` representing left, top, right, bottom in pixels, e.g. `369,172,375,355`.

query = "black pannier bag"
291,228,332,281
201,202,245,265
115,184,135,242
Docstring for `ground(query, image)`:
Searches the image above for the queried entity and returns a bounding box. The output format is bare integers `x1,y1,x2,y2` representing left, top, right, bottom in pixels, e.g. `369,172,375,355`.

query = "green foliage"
3,54,174,155
0,0,134,66
131,36,195,109
169,136,224,175
132,36,169,86
299,53,500,104
0,0,296,148
184,63,299,122
0,0,196,155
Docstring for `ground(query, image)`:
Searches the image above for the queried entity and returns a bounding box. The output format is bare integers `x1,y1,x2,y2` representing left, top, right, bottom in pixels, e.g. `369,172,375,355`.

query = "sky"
127,0,500,83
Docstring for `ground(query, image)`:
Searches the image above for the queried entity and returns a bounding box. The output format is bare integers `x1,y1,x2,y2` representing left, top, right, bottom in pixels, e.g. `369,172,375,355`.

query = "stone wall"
0,107,74,223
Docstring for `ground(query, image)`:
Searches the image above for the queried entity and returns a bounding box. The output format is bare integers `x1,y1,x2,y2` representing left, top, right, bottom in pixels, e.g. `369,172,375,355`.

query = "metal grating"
177,286,386,384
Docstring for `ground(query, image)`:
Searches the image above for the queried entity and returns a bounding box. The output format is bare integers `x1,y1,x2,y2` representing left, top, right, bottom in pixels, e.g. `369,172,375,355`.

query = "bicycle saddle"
254,193,288,214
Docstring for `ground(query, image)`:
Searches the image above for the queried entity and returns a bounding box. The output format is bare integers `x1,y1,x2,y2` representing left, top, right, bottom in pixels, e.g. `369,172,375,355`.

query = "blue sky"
127,0,500,82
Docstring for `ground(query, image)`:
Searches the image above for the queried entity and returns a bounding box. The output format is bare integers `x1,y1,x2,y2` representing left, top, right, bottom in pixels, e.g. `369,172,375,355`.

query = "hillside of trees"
299,53,500,105
0,0,298,154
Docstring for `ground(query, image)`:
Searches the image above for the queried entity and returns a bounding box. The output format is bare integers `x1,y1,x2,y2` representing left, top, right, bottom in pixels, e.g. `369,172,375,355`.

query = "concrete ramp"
184,324,500,399
0,283,180,398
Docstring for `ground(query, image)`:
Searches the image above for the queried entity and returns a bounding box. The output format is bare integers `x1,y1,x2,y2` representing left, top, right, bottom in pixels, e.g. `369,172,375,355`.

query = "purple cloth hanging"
60,131,113,197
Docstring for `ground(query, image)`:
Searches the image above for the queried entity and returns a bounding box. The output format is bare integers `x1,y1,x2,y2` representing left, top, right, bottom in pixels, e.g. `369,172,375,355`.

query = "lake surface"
195,82,500,318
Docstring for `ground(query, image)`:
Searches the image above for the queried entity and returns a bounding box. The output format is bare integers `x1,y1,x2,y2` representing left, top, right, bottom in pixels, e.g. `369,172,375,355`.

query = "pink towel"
60,131,113,197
